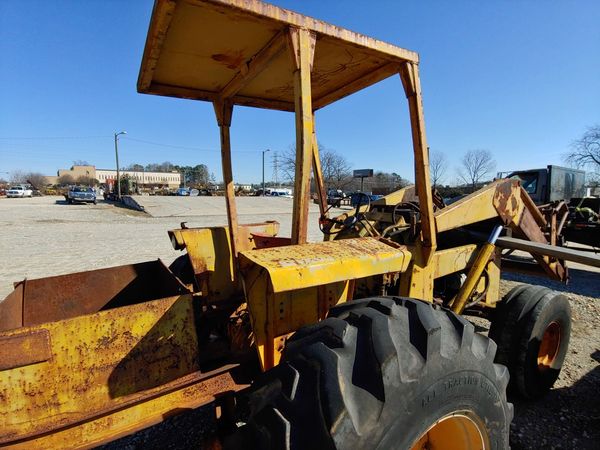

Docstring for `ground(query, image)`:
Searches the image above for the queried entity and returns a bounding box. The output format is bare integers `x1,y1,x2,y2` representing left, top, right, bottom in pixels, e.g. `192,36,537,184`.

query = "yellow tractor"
2,1,597,448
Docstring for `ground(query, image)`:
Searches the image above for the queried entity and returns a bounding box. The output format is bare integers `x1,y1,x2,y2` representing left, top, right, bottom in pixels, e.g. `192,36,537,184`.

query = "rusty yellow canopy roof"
138,0,419,111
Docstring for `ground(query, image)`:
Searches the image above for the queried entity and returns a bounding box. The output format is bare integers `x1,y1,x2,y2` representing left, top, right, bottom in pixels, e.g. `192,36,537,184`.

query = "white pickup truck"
6,185,33,198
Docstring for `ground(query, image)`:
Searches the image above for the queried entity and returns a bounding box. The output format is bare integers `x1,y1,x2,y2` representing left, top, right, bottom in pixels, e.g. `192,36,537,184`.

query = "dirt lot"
1,196,598,448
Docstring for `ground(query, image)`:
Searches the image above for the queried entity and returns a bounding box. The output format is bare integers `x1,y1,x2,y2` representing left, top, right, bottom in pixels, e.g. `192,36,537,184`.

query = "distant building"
57,164,96,180
54,165,182,189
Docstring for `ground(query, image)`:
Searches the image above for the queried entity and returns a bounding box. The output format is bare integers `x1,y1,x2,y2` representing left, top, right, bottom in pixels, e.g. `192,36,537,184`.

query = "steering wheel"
391,201,420,226
319,192,371,235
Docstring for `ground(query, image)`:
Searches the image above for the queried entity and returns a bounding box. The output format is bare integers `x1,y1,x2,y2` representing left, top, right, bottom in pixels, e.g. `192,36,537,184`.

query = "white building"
54,165,182,189
96,169,181,189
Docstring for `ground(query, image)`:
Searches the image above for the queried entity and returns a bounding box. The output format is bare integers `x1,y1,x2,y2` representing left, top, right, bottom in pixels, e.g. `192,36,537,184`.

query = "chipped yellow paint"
240,237,410,293
240,237,411,369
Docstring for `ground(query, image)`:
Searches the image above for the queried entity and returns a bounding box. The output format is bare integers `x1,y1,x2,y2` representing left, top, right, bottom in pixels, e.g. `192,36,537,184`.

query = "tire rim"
537,321,561,371
410,411,488,450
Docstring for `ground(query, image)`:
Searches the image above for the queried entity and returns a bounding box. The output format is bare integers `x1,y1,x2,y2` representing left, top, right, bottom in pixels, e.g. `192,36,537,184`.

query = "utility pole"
272,151,279,187
262,149,270,195
114,131,127,199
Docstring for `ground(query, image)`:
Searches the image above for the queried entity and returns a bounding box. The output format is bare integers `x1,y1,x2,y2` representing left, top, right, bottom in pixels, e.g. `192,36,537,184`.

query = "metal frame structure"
136,0,434,253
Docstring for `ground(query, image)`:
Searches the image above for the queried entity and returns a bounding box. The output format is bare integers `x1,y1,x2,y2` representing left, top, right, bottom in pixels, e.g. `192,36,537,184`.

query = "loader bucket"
0,260,242,448
0,259,189,332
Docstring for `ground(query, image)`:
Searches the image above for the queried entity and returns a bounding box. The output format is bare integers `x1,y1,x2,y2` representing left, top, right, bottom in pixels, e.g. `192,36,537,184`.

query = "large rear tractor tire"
489,285,571,399
234,297,512,450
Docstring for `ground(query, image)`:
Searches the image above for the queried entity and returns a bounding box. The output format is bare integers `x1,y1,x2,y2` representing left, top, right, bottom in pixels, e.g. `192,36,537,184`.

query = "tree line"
277,145,411,195
123,162,214,187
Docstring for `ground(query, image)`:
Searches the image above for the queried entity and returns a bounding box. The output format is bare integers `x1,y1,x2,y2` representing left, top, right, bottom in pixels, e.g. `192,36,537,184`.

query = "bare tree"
369,172,410,194
565,125,600,172
24,173,48,189
126,163,145,171
10,170,27,184
429,150,447,188
281,145,352,189
458,149,496,191
73,160,90,166
280,146,297,183
57,174,75,186
76,175,99,186
320,148,352,189
145,161,175,172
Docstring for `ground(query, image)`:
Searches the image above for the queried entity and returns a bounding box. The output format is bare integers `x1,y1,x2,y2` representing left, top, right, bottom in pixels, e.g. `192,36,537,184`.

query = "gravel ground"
0,196,332,299
498,271,600,450
1,196,598,448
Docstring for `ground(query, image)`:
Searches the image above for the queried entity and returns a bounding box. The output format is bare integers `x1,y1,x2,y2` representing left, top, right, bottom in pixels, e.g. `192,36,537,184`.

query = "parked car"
177,187,190,196
6,185,33,198
327,189,347,207
350,192,383,207
268,189,293,198
67,186,97,204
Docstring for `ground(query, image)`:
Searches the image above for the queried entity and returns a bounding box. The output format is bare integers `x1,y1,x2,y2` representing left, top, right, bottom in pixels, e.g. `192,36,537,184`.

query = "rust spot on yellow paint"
212,51,246,70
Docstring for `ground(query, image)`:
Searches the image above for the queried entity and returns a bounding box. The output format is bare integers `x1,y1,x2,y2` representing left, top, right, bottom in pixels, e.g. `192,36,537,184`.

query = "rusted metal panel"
4,367,243,449
138,0,418,111
0,260,189,332
519,184,547,227
511,208,566,281
251,233,291,249
0,281,24,331
492,179,523,225
0,294,205,446
0,329,51,370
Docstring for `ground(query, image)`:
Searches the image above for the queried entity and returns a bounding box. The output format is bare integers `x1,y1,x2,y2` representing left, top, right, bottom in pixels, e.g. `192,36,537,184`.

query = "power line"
0,134,289,158
122,137,261,153
0,135,112,140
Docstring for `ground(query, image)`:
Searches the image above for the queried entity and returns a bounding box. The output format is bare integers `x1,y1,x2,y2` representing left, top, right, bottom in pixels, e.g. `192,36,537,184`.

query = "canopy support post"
288,27,317,245
213,100,240,259
311,115,327,217
399,62,436,263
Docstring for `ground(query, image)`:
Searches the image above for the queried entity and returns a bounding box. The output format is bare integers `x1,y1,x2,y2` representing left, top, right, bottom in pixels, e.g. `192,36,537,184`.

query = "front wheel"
489,285,571,399
235,297,512,449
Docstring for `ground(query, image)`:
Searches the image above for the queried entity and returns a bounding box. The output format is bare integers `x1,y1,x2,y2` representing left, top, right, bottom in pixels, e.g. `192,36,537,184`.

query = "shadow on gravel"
509,350,600,449
503,267,600,298
54,199,99,206
98,403,216,450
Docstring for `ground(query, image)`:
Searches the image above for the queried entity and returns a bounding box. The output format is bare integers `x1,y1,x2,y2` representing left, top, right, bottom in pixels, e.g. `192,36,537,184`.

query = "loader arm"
434,179,566,281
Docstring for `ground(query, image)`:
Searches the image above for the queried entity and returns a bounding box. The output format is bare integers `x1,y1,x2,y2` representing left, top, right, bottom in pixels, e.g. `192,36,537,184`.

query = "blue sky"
1,0,598,184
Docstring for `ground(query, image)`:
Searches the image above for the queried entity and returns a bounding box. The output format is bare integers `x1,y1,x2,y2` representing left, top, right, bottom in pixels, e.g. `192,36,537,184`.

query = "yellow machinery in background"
2,1,597,448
